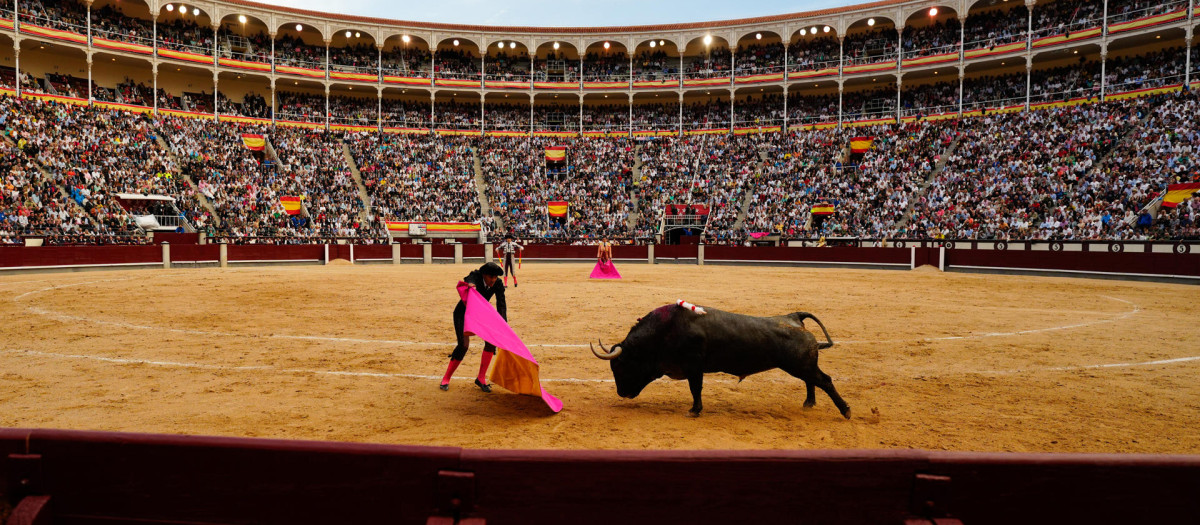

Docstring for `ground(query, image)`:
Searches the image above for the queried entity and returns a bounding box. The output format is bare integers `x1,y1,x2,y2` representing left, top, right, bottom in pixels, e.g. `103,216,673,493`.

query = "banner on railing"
547,201,568,217
329,71,378,82
383,75,432,86
964,41,1026,60
545,146,566,162
220,58,273,72
276,65,325,79
93,101,153,114
735,72,784,84
1105,84,1183,101
788,67,838,80
1108,9,1187,34
385,221,481,233
21,92,88,106
1032,27,1101,48
902,52,959,68
850,136,874,153
583,81,628,89
157,48,215,65
20,24,87,44
93,38,153,55
241,134,266,151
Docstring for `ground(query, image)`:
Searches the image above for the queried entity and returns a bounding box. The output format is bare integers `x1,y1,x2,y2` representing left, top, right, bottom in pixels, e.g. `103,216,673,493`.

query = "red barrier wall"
463,244,485,258
355,245,393,260
227,245,324,262
655,244,699,259
946,249,1200,278
169,244,220,263
400,244,424,259
151,233,200,245
1,428,1197,525
612,245,648,259
521,244,596,259
431,244,455,258
0,246,161,268
705,245,912,265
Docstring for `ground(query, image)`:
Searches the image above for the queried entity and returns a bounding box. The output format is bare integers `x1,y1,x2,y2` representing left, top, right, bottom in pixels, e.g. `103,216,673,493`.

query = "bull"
591,304,851,419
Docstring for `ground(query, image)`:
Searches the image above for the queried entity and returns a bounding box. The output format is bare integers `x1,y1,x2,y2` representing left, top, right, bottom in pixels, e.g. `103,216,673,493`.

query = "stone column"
219,242,228,268
453,243,463,264
162,242,171,269
697,243,705,266
423,243,433,264
485,242,494,263
648,243,656,264
391,243,402,265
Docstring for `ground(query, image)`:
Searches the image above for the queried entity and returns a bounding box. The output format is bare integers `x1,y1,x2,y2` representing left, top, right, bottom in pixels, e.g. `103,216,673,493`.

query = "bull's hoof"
803,400,816,409
841,407,852,420
687,409,701,418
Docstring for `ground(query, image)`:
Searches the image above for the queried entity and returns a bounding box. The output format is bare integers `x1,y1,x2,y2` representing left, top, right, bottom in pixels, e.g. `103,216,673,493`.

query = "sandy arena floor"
0,262,1197,453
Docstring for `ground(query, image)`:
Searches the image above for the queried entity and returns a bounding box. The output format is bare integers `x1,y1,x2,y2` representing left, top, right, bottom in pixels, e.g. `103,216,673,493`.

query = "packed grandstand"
0,0,1198,245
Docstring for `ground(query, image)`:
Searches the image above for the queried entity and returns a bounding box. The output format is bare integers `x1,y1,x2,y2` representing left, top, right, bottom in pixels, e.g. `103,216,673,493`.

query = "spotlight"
823,26,830,33
755,33,762,40
402,35,410,43
165,3,173,11
346,31,352,38
800,29,807,36
811,26,818,34
604,42,610,49
703,35,712,45
650,41,656,48
868,18,875,26
453,39,460,46
553,42,560,49
238,14,246,23
659,40,665,46
355,32,361,38
192,7,199,15
930,7,938,16
296,24,303,31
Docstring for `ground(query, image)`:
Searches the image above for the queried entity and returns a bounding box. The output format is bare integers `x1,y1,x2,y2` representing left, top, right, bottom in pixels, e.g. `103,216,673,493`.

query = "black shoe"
475,379,492,393
439,383,449,391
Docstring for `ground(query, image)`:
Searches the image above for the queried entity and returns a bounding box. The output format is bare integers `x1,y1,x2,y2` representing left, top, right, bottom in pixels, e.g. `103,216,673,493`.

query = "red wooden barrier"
655,244,699,259
463,244,486,258
400,244,424,260
612,245,648,259
431,244,455,258
0,246,161,268
521,244,597,259
946,249,1200,278
226,245,324,262
151,233,200,245
705,245,912,266
1,428,1198,525
169,244,220,263
354,245,393,261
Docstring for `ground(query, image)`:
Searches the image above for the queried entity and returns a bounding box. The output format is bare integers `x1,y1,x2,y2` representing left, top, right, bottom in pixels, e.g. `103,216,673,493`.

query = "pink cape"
456,282,563,413
589,259,622,279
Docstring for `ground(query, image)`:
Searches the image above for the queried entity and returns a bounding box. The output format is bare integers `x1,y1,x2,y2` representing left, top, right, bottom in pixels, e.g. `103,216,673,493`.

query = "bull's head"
592,339,661,399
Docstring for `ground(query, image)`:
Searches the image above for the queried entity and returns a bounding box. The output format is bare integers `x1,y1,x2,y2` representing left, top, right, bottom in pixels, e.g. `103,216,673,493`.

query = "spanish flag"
811,203,835,216
1162,182,1200,208
850,136,874,153
547,201,569,217
545,146,566,163
241,133,266,151
280,196,303,215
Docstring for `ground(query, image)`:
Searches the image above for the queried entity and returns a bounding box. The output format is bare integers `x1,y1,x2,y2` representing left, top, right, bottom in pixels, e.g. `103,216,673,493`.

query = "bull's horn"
591,340,623,360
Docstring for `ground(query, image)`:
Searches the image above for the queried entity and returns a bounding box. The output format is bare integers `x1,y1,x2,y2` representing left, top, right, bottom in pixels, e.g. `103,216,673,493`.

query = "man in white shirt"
495,233,524,287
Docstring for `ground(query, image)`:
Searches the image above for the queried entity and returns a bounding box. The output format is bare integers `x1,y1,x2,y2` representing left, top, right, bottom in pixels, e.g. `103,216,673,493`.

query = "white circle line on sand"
9,281,1141,348
4,349,1197,385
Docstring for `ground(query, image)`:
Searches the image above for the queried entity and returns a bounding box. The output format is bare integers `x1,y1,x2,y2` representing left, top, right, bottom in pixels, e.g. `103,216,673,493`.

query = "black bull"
591,305,851,419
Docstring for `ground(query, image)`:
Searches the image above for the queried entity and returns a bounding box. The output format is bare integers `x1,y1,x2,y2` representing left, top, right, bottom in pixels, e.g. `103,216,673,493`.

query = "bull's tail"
793,312,834,350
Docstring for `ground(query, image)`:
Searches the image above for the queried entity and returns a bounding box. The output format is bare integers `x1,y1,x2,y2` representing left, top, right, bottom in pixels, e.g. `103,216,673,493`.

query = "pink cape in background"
589,259,622,279
455,282,563,413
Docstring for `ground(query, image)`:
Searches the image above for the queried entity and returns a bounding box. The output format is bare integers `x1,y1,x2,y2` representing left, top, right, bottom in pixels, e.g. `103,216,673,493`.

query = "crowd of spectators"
1105,48,1185,93
735,43,786,74
217,92,269,118
382,99,431,128
217,27,272,63
683,47,732,77
347,133,480,230
276,91,326,122
270,127,370,238
275,35,326,69
901,80,960,116
1029,60,1101,103
91,4,154,45
788,36,841,71
1107,0,1190,24
157,18,215,55
787,92,840,125
583,51,629,81
481,137,633,239
962,73,1028,110
632,50,680,81
329,43,380,73
434,48,482,78
844,27,900,65
485,51,532,81
1031,0,1104,39
382,47,432,75
901,18,961,59
964,5,1028,51
329,95,377,126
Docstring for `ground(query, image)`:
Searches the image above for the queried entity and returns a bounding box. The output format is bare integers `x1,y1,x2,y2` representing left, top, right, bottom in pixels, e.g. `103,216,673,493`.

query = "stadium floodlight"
165,3,173,11
193,7,199,15
811,26,818,34
649,41,656,48
453,39,460,46
356,32,361,38
553,42,560,49
703,35,713,45
658,40,665,46
823,26,830,33
604,41,610,49
238,15,246,23
867,18,875,26
800,29,807,36
755,33,762,40
346,31,352,38
929,7,938,16
402,35,411,43
296,24,303,31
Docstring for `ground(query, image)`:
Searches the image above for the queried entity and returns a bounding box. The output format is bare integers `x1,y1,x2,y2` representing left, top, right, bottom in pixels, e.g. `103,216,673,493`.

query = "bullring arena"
2,260,1198,453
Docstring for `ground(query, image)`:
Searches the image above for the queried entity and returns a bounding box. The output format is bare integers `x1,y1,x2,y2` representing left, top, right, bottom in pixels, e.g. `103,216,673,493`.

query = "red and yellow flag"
811,203,835,216
1162,182,1200,208
545,146,566,162
280,196,303,215
547,201,569,217
241,133,266,151
850,136,874,154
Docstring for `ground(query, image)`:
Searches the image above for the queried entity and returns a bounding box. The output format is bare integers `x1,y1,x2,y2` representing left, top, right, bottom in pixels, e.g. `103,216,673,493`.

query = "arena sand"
0,263,1197,453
